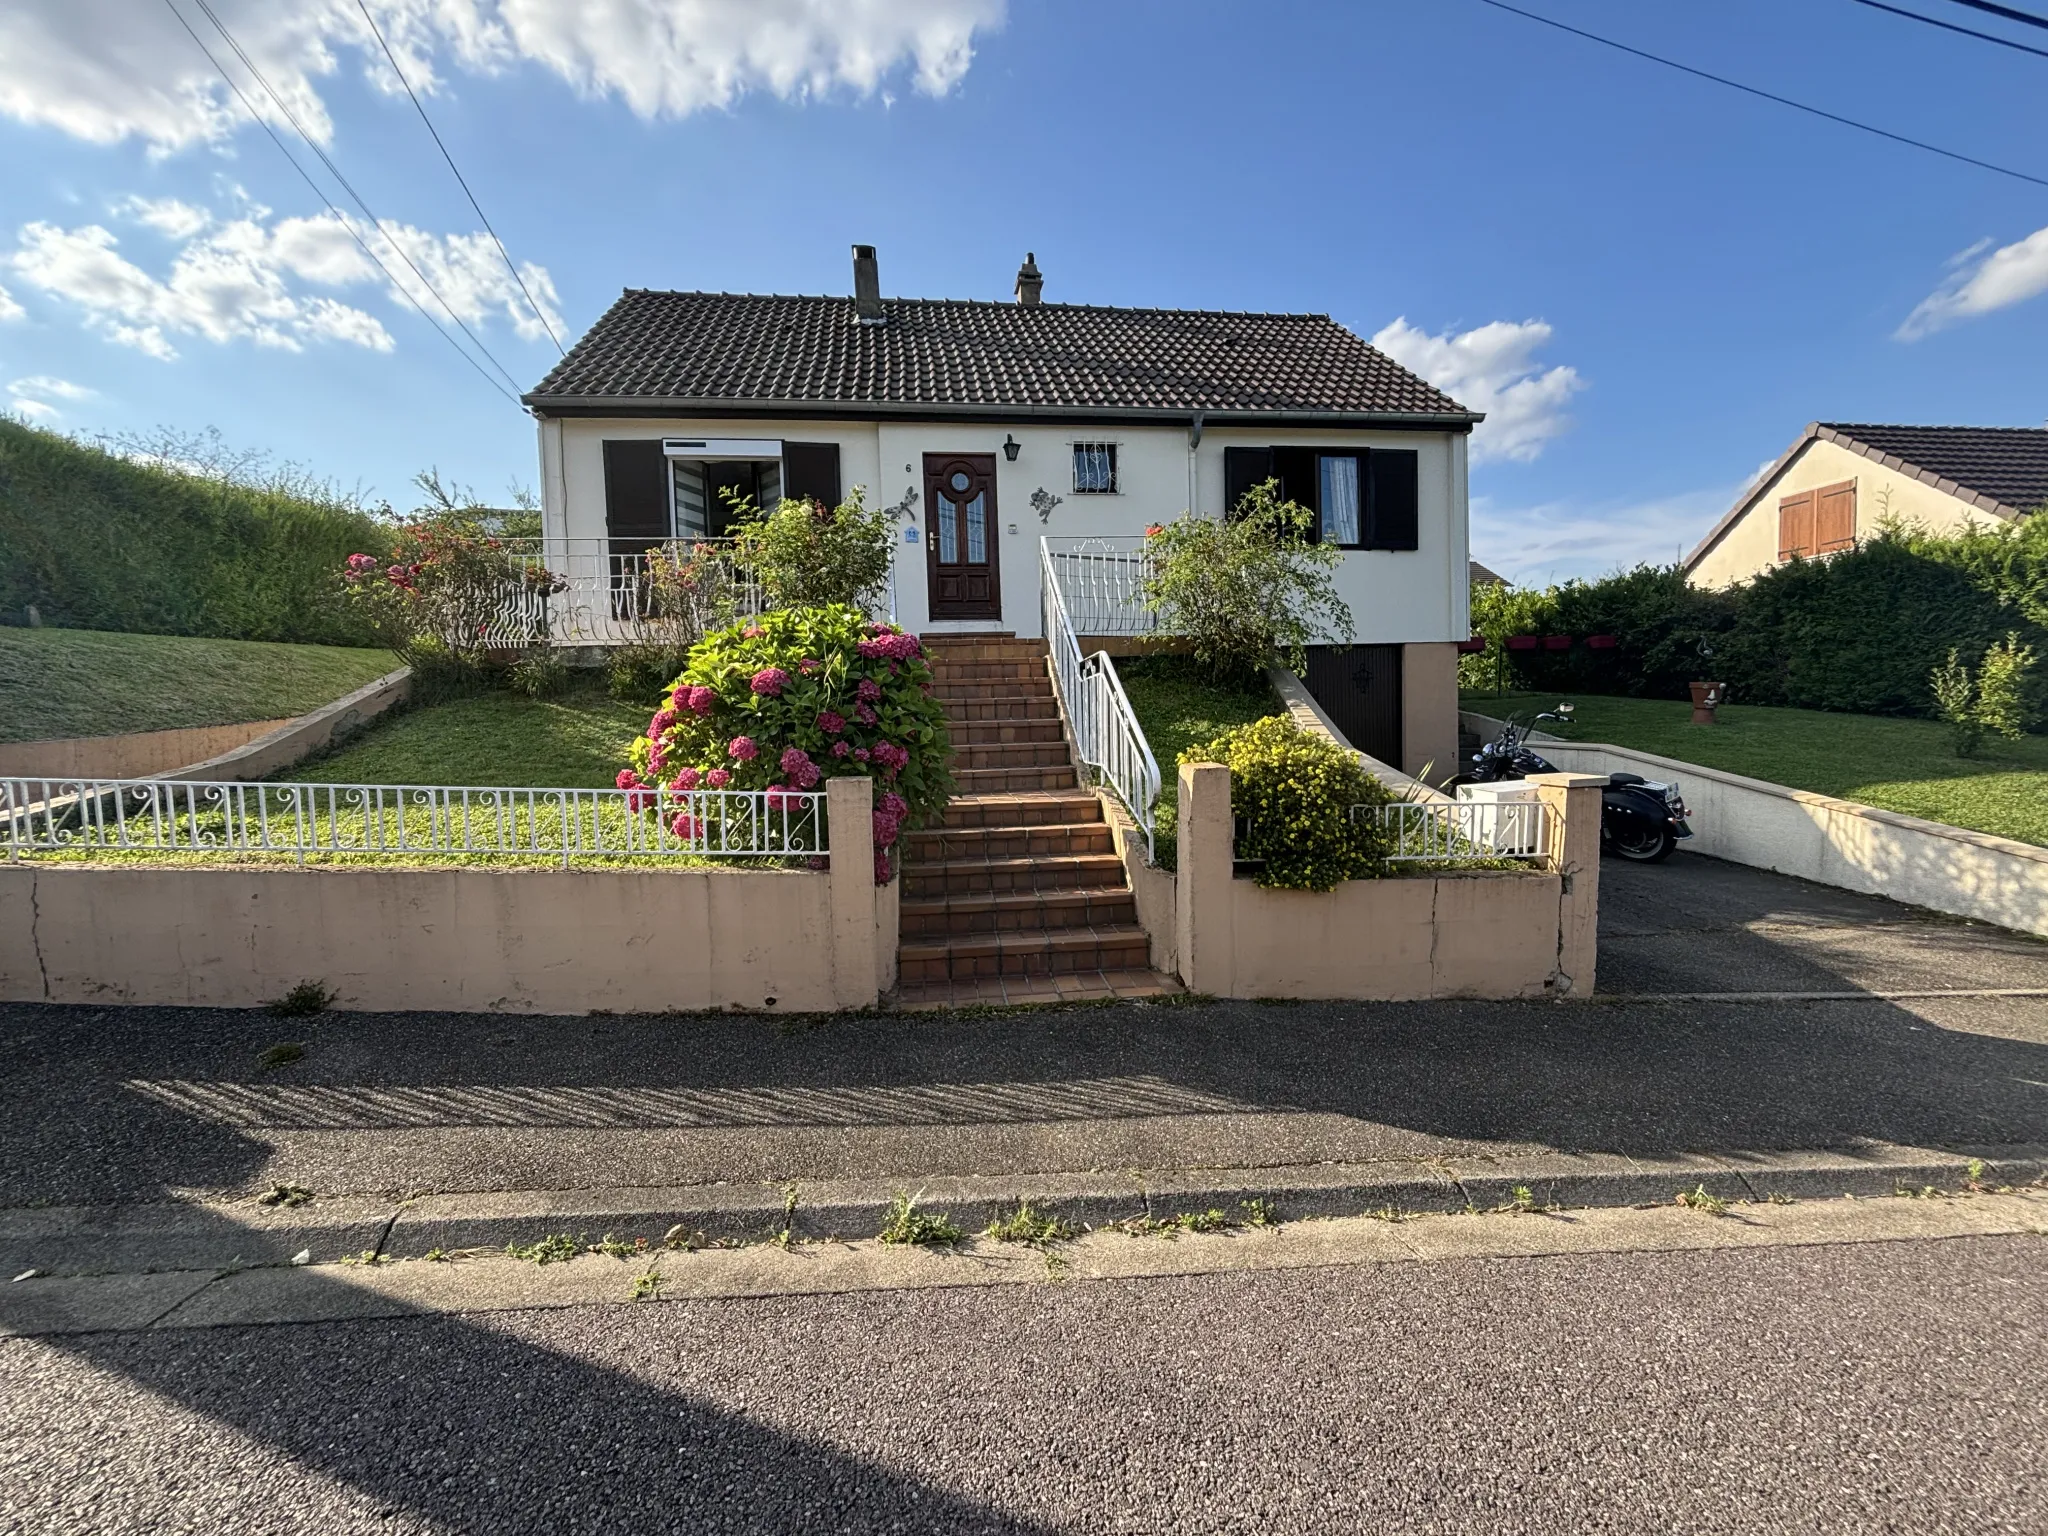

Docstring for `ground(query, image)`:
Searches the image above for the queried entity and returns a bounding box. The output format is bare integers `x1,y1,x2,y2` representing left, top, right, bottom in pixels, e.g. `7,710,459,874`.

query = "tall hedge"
0,418,387,645
1479,517,2048,723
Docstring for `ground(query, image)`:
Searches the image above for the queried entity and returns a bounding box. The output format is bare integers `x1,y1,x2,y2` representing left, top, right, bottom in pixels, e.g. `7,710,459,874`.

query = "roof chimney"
1014,251,1043,306
851,244,883,322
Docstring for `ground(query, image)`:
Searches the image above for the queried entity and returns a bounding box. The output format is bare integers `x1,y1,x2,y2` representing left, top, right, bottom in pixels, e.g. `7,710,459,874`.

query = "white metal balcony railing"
1359,799,1552,863
494,537,767,647
3,778,825,866
1041,537,1158,638
1040,540,1163,858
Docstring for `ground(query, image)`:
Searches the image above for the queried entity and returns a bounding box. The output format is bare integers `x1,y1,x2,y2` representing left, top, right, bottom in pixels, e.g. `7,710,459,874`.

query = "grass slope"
1,627,397,744
1119,658,1283,855
1465,690,2048,847
282,677,651,788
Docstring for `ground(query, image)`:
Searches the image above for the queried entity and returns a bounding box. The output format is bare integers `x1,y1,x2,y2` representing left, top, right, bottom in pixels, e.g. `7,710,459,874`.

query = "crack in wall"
28,870,50,1000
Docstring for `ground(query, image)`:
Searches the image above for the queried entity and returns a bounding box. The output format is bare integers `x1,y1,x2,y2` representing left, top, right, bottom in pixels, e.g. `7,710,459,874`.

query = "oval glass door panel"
923,454,1001,621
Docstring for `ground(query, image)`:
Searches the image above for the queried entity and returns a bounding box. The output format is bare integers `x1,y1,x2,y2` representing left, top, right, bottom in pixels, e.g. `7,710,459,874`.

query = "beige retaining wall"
0,776,894,1014
0,719,296,780
1517,737,2048,939
1169,762,1603,1001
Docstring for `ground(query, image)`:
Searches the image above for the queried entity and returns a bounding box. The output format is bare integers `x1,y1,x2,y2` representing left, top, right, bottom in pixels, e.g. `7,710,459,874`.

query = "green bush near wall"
1473,518,2048,724
0,417,387,645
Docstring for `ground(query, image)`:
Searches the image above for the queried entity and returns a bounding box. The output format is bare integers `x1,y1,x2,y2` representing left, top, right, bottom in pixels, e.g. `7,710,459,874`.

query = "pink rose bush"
626,605,952,881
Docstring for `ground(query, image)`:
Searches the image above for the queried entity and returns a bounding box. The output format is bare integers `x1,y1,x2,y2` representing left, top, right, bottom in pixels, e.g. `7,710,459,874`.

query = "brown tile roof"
525,290,1477,423
1815,423,2048,516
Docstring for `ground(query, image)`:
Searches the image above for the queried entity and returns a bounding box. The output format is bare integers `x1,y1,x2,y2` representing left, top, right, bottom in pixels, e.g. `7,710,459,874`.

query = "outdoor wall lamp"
1002,433,1021,462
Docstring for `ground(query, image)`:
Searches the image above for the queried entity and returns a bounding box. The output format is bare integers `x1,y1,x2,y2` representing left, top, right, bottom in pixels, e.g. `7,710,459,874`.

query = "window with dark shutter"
1814,480,1856,552
782,442,841,509
1778,491,1815,561
1223,446,1273,520
1364,449,1419,551
1270,446,1318,541
603,440,670,548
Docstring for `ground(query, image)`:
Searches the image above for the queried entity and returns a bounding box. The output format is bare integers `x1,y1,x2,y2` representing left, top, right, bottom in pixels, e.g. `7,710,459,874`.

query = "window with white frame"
1072,442,1118,494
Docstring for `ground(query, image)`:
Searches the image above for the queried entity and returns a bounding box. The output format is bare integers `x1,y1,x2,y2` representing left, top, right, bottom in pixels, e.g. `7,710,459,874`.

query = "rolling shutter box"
1224,446,1273,518
602,440,669,542
1778,490,1815,561
783,442,842,508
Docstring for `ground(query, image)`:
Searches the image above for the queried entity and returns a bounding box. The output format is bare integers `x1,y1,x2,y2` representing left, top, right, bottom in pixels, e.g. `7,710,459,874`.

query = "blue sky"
3,0,2046,583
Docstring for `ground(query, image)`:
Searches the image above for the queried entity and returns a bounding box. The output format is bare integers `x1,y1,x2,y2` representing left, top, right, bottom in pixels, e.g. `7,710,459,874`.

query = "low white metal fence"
1042,537,1157,638
1040,542,1162,858
1360,799,1552,863
3,778,825,867
498,537,766,646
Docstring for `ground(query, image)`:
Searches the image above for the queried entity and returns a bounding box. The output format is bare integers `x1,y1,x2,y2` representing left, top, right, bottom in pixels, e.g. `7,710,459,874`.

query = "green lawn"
1464,690,2048,847
1,627,397,743
281,677,652,788
1118,658,1283,860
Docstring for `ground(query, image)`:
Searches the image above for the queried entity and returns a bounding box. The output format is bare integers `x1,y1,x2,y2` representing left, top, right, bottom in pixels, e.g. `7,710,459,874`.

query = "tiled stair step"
947,718,1065,746
932,683,1054,709
903,819,1113,862
930,660,1050,684
897,925,1153,983
955,742,1073,770
937,790,1102,830
899,887,1138,939
923,642,1047,664
902,852,1127,898
939,696,1061,725
950,765,1080,794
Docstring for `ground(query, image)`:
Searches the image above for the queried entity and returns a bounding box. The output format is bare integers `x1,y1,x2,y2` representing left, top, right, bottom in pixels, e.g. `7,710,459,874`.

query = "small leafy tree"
1141,481,1352,683
1180,716,1392,891
729,489,894,612
1930,649,1981,757
1929,633,2039,757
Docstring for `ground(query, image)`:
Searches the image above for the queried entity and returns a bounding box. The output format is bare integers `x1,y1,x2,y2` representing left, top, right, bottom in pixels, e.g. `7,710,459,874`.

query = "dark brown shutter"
1777,491,1815,560
1365,449,1419,551
782,442,842,508
1815,480,1856,552
1223,446,1273,519
602,440,669,545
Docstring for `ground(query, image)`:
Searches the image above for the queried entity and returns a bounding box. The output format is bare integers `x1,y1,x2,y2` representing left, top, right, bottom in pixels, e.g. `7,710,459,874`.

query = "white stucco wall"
1688,438,2007,590
540,416,1468,644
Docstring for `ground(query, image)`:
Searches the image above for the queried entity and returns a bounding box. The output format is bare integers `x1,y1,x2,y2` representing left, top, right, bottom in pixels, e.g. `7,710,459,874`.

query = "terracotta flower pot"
1688,679,1727,725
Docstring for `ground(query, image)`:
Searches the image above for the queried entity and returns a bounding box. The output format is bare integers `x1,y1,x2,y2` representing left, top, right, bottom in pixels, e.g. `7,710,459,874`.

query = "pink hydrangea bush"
624,605,953,881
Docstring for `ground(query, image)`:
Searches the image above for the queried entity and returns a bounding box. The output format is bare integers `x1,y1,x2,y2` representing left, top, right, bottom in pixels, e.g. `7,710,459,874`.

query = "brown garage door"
1301,645,1402,767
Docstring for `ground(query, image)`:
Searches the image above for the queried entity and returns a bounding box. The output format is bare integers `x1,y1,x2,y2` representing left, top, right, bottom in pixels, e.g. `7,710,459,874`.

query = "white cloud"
0,282,22,323
0,1,1004,152
1372,317,1584,465
7,374,94,419
113,195,215,240
1470,479,1744,587
1898,224,2048,339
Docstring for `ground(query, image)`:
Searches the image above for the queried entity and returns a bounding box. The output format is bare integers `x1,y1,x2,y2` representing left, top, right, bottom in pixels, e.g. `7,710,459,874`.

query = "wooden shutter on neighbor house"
782,442,842,508
603,440,669,543
1814,480,1856,552
1223,446,1273,518
1364,449,1420,551
1777,490,1815,561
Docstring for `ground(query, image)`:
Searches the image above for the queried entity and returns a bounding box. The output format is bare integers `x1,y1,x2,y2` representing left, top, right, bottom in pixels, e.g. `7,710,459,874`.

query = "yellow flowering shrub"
1179,716,1393,891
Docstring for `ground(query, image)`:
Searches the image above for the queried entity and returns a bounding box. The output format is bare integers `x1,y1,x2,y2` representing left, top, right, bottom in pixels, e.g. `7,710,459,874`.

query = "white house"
1686,421,2047,589
524,247,1481,778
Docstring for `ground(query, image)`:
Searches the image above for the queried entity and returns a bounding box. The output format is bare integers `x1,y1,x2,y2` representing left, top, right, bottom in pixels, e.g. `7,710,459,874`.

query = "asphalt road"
4,1233,2041,1534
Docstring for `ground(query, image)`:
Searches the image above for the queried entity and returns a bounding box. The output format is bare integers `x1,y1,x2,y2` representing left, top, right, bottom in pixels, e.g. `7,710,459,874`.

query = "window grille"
1072,443,1118,494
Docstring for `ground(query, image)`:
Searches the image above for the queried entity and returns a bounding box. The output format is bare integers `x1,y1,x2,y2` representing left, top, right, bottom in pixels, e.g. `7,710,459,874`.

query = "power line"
187,0,529,396
159,0,522,407
1939,0,2048,31
352,0,566,355
1847,0,2048,58
1470,0,2048,191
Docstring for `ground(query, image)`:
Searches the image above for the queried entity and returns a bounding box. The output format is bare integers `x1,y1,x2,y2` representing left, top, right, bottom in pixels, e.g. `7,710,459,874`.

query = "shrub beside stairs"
895,635,1178,1006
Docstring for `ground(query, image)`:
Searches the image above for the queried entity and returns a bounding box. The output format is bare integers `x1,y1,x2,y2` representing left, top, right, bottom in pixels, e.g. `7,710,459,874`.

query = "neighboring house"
1685,422,2048,589
1469,559,1508,587
522,246,1482,777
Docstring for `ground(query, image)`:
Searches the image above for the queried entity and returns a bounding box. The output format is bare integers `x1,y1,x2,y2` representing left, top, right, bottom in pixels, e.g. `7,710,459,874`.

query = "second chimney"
1014,252,1043,306
852,244,883,321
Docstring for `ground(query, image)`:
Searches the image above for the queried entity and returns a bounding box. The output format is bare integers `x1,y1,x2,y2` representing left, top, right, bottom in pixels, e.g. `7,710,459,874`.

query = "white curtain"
1320,454,1360,544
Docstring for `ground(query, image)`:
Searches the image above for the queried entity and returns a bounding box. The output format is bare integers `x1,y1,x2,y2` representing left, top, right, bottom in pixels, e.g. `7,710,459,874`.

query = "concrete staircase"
894,634,1178,1008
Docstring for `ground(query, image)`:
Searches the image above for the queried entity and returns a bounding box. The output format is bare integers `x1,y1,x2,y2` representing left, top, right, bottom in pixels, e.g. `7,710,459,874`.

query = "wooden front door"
924,454,1002,620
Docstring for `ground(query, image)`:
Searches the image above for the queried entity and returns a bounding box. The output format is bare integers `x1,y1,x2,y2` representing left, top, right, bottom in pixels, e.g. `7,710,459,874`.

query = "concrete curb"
7,1143,2043,1278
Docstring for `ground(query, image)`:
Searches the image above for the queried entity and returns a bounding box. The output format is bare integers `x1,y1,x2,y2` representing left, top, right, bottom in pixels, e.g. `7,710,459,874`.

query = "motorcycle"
1449,704,1695,863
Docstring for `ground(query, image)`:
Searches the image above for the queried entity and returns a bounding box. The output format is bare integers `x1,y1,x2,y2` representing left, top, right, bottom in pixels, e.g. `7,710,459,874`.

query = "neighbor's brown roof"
1685,421,2046,571
524,290,1478,424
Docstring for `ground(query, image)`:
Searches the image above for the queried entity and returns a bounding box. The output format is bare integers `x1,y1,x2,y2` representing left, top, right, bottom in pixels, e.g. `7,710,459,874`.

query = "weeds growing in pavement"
255,1041,307,1070
1894,1183,1945,1200
1675,1184,1730,1216
1962,1158,2003,1193
506,1233,580,1265
664,1224,707,1251
1123,1208,1232,1239
630,1266,662,1301
1508,1185,1539,1214
1763,1192,1796,1206
1239,1199,1277,1227
257,1183,313,1208
1365,1204,1409,1223
422,1248,449,1262
775,1183,799,1249
877,1192,964,1247
264,981,335,1018
985,1201,1076,1246
593,1233,648,1259
340,1249,391,1266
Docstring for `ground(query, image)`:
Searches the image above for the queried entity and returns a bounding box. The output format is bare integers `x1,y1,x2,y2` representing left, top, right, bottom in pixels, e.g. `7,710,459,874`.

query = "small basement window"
1072,443,1118,494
